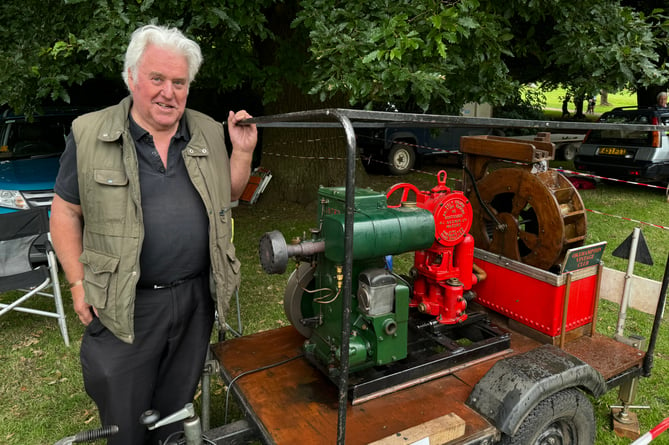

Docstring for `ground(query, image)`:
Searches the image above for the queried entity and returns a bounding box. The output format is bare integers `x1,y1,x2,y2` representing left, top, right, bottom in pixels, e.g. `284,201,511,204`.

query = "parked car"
0,107,94,214
356,125,496,175
575,106,669,183
513,132,585,161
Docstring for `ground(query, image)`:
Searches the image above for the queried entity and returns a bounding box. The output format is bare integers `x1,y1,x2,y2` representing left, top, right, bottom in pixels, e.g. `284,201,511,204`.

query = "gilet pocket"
216,244,241,317
79,249,120,309
224,244,241,298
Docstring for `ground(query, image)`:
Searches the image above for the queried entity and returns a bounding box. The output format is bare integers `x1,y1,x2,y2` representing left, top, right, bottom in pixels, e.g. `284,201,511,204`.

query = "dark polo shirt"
55,112,210,288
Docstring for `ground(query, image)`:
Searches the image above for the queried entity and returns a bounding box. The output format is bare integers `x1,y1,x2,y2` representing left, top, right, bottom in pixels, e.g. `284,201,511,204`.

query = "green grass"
556,171,669,282
3,114,669,444
542,87,638,115
592,300,669,445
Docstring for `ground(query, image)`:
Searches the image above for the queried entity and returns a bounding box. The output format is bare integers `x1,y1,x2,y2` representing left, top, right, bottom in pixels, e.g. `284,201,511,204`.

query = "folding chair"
0,207,69,346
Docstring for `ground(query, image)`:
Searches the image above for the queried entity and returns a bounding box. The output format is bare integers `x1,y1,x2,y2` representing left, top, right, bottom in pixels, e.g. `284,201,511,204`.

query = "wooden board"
368,413,465,445
211,327,498,445
563,333,644,380
460,135,554,162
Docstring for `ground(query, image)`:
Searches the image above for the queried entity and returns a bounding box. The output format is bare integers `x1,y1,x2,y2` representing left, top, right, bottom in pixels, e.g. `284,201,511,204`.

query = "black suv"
0,107,94,214
575,106,669,183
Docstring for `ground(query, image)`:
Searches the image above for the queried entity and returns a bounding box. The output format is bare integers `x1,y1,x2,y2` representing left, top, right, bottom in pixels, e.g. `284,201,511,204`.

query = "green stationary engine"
259,186,435,374
259,168,483,383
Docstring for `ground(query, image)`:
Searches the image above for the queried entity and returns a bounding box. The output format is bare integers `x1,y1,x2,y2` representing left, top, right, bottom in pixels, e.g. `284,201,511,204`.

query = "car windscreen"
585,112,659,146
0,119,68,159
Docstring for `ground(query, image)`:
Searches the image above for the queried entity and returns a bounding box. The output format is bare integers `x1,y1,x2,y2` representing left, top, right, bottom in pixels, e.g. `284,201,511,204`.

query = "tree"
622,0,669,106
3,1,666,113
0,0,277,114
531,1,665,117
1,0,666,199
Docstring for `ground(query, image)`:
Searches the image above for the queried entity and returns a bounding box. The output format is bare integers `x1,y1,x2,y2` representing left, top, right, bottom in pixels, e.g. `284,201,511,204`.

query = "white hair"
122,24,203,91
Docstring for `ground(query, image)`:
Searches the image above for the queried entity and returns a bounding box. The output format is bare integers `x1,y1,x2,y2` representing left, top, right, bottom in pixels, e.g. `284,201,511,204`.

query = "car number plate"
598,147,627,156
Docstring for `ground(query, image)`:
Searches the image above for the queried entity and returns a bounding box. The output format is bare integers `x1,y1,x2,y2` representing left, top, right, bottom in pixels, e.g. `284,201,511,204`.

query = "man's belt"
137,272,204,290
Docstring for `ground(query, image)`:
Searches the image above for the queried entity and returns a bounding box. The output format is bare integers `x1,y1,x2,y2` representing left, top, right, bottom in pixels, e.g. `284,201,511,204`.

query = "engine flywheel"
284,262,316,338
468,168,587,271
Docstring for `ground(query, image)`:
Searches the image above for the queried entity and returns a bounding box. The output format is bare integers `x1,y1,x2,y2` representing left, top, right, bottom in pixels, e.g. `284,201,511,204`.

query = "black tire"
387,143,416,175
558,143,579,161
499,388,595,445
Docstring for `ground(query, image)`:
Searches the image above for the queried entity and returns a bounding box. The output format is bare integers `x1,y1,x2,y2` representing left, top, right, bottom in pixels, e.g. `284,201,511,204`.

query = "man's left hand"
228,110,257,154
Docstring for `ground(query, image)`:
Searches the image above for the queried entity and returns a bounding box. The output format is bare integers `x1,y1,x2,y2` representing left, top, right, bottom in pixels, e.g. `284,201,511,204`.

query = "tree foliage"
300,0,667,112
297,0,519,112
0,0,667,115
0,0,275,114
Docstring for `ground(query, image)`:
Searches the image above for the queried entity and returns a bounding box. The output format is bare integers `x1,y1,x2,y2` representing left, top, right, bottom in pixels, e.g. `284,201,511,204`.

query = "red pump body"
387,171,476,324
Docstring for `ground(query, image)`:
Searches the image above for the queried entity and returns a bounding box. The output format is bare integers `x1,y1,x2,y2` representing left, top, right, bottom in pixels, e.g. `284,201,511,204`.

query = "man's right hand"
71,284,94,325
50,195,90,324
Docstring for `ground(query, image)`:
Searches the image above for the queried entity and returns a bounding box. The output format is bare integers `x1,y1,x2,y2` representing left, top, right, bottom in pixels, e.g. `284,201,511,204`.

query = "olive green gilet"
72,97,241,343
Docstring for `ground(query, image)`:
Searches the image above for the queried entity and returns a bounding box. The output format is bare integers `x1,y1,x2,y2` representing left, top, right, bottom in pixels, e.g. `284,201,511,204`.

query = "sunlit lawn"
541,87,637,115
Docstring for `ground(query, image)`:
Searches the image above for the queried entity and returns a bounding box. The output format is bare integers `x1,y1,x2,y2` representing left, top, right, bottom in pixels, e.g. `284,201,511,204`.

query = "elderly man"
50,24,257,444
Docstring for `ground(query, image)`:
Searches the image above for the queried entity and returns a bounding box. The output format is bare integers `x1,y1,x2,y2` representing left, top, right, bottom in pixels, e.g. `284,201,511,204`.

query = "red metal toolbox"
472,248,600,337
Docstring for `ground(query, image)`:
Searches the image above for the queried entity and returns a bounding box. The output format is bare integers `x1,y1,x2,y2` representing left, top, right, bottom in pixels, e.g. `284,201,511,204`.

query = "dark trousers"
80,275,214,445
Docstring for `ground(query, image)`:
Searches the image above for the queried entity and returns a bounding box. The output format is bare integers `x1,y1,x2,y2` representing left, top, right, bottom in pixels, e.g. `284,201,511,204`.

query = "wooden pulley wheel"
468,168,587,271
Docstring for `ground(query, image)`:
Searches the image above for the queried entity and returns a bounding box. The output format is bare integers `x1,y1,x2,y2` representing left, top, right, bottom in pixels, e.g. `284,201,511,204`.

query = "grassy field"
2,105,669,443
542,87,638,115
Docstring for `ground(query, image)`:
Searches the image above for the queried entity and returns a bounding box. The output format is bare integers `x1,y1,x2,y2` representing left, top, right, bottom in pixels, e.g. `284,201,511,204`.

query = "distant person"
657,91,667,108
587,96,596,114
561,94,571,118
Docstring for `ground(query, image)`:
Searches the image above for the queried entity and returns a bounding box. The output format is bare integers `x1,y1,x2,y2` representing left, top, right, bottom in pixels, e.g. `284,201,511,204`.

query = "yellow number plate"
598,147,627,156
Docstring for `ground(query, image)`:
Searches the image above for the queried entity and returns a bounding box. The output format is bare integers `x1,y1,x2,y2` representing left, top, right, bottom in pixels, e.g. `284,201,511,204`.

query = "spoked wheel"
500,388,595,445
385,183,421,208
469,168,587,271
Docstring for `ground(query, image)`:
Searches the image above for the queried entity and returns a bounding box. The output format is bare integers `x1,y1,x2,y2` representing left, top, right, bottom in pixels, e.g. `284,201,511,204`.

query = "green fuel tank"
318,187,435,263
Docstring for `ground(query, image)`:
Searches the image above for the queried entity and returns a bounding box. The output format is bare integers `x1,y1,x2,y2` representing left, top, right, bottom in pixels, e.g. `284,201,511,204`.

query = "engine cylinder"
322,207,435,263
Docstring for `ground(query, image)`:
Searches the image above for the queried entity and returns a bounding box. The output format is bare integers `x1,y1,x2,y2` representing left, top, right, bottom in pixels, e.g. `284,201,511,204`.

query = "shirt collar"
127,112,190,144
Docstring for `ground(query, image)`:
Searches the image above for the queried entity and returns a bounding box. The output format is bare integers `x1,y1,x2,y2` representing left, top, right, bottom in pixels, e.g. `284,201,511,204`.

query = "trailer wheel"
558,143,579,161
388,144,415,175
500,388,595,445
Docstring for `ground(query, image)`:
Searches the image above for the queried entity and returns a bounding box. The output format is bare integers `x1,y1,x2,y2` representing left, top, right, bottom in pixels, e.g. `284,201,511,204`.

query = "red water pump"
387,171,478,324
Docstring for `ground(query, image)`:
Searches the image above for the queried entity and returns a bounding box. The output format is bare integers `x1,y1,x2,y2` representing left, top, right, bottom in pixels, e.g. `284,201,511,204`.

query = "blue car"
0,107,93,214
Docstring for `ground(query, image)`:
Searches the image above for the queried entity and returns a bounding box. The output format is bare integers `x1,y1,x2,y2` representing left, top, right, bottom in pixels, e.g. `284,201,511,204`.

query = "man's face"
127,44,189,134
